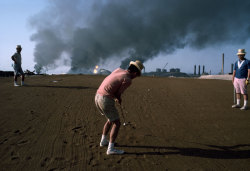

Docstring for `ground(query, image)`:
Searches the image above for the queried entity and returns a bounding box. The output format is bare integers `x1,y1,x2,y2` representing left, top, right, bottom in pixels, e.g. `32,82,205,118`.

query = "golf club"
234,87,236,104
119,104,127,126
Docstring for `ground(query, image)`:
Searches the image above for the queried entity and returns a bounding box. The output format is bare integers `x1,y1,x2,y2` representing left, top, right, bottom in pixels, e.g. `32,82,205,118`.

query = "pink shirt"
97,68,132,99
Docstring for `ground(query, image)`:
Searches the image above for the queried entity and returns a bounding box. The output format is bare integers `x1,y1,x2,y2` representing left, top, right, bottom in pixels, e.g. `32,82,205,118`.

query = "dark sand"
0,75,250,170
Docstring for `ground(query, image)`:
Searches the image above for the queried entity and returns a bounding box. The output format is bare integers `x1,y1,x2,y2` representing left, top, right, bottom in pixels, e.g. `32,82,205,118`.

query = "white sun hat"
129,60,144,75
237,49,246,55
16,45,22,49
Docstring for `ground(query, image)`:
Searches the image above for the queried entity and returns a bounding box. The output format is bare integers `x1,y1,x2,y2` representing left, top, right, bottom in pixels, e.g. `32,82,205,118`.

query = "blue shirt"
234,58,250,79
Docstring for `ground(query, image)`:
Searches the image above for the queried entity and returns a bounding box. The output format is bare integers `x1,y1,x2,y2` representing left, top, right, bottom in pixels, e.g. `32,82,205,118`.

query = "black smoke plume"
30,0,250,73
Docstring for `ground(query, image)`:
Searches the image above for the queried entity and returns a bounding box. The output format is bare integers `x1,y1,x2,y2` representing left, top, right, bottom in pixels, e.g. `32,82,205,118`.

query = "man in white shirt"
11,45,25,86
232,49,250,110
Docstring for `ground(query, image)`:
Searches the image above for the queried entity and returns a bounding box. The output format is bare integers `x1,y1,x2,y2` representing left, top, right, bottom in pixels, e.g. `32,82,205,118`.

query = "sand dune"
0,75,249,170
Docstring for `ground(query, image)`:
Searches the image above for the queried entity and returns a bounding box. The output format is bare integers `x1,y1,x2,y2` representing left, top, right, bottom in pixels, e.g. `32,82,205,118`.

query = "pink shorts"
234,78,247,95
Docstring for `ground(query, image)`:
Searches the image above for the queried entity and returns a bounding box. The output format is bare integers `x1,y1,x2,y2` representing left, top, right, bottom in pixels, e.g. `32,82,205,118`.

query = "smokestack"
198,65,200,75
194,65,196,75
202,65,205,74
222,53,224,74
231,63,234,74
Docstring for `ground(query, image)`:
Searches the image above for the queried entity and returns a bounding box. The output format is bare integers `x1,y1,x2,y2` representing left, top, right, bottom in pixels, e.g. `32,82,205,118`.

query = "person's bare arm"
115,79,131,104
248,69,250,80
11,55,16,63
246,69,250,85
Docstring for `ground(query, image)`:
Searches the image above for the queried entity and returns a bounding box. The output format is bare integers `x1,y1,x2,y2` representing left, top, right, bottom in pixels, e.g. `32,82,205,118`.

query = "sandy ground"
0,75,250,170
199,75,233,80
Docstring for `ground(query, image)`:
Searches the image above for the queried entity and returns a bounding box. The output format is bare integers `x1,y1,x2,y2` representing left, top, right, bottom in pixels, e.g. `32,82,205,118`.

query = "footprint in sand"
10,151,19,161
14,130,20,134
17,140,29,146
48,168,58,171
26,156,32,161
88,156,94,165
24,126,32,132
40,157,50,167
72,126,82,132
117,156,124,164
11,156,19,160
0,138,8,145
54,157,65,161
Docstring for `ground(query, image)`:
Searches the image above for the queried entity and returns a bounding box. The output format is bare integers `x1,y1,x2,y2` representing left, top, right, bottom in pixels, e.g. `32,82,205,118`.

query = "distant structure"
144,67,188,77
231,63,234,74
156,68,161,72
193,64,208,76
98,69,111,75
202,65,205,74
221,53,224,74
153,62,168,73
170,68,180,73
162,63,168,72
0,71,14,77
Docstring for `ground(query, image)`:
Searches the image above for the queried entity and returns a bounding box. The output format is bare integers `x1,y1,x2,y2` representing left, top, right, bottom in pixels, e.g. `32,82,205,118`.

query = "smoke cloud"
30,0,250,73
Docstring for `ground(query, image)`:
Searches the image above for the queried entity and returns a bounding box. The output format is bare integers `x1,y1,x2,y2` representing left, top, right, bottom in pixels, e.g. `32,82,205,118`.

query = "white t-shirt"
12,53,22,65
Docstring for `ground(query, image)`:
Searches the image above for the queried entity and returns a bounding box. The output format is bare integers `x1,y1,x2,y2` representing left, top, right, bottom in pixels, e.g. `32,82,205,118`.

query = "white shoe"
14,83,20,87
106,148,124,155
100,139,109,147
240,106,248,110
232,104,241,108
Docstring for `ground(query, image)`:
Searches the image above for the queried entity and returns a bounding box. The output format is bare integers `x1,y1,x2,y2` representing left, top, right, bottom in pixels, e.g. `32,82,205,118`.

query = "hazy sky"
1,0,250,74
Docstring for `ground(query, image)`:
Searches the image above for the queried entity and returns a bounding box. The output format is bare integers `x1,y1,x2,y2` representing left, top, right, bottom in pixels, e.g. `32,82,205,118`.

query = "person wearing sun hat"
232,49,250,110
11,45,25,86
95,60,144,155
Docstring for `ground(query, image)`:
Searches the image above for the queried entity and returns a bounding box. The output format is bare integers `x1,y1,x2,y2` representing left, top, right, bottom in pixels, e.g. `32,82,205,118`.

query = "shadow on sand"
117,144,250,159
24,84,97,90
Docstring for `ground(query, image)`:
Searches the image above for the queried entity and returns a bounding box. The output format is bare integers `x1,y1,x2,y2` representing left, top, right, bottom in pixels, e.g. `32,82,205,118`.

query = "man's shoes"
21,82,26,86
232,104,241,108
240,106,248,110
100,139,109,147
106,148,124,155
14,82,20,87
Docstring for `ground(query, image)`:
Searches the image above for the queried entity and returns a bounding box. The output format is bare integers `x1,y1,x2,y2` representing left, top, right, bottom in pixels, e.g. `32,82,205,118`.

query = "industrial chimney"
198,65,200,75
222,53,224,74
194,65,196,75
202,65,205,74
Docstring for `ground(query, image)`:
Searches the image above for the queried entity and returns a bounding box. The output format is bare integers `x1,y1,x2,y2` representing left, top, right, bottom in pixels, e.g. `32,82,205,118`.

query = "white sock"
108,142,114,150
101,134,106,142
244,100,248,107
237,99,240,105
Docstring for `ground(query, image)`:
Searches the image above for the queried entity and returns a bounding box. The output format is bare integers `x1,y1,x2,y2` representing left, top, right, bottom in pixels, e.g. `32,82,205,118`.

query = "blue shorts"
14,64,24,76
